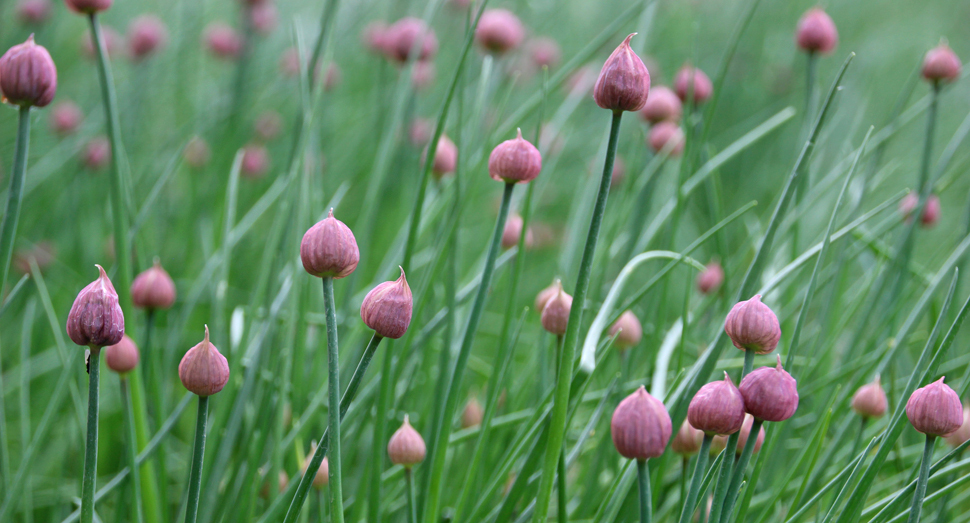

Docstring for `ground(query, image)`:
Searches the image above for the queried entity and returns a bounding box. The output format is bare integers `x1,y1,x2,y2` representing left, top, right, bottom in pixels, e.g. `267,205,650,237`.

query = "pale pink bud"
241,144,269,179
540,280,572,336
409,118,433,147
362,21,390,55
593,34,651,113
50,101,83,136
300,209,360,279
906,377,963,436
488,129,542,184
724,294,781,354
65,0,111,14
922,44,961,83
280,47,301,77
674,65,713,104
127,15,167,61
387,414,426,467
713,414,764,454
689,372,747,434
528,37,561,69
254,111,282,141
611,386,672,460
899,191,940,228
696,261,724,295
648,121,684,155
178,325,230,396
430,134,457,178
501,213,534,250
361,267,412,339
66,264,125,347
462,397,483,428
944,405,970,448
17,0,52,25
639,85,682,124
184,136,211,168
0,35,57,107
204,23,242,60
610,157,627,187
795,8,838,54
81,27,120,60
535,280,560,313
83,137,110,170
131,259,176,310
302,446,329,489
387,18,438,63
411,60,435,90
851,376,888,419
671,420,703,456
105,334,139,374
249,3,277,36
739,356,799,422
474,9,524,54
608,311,642,349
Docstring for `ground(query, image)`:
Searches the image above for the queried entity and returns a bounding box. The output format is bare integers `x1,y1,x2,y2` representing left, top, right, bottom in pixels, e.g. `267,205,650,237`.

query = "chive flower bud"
0,35,57,107
647,121,684,155
83,137,110,170
302,447,329,489
610,386,672,460
104,334,139,374
488,128,542,184
127,15,167,61
241,144,270,179
67,264,125,348
361,267,412,339
501,213,534,250
674,64,712,104
638,85,682,124
65,0,111,14
724,294,781,354
386,17,438,63
430,134,457,178
739,356,799,422
540,280,572,336
131,259,176,310
387,414,426,467
944,404,970,448
608,311,643,350
462,397,483,428
17,0,52,25
906,377,963,436
671,420,703,456
178,325,230,396
689,372,747,435
184,136,211,168
300,209,360,279
535,280,560,313
528,37,561,68
254,110,282,141
204,23,242,60
899,191,941,228
474,9,524,55
696,261,724,295
593,34,651,113
851,376,888,420
50,100,82,135
921,43,961,83
713,414,764,454
795,8,838,54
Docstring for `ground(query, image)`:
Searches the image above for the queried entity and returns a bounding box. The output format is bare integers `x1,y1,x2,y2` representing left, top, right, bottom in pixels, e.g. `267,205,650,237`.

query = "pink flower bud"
249,3,277,36
81,27,120,60
127,15,167,61
430,134,457,178
105,334,139,374
795,8,838,54
608,311,643,349
462,397,483,428
204,23,242,60
713,414,764,454
302,448,329,488
178,325,230,396
50,101,83,136
241,144,269,179
535,280,560,313
674,65,712,104
899,191,940,228
638,85,682,124
724,294,781,354
474,9,524,55
65,0,111,14
362,21,390,56
647,121,684,155
254,110,282,141
260,471,289,499
131,259,176,310
611,386,672,460
593,34,651,113
739,356,799,422
540,280,572,336
0,35,57,107
610,157,627,187
696,261,724,295
944,405,970,448
409,118,433,147
361,267,412,339
300,209,360,279
851,376,888,419
17,0,52,25
689,372,747,434
386,18,438,63
83,137,110,170
184,136,211,168
488,128,542,184
66,265,125,347
528,37,561,69
922,44,961,83
387,414,426,467
411,60,435,91
906,377,963,436
671,420,703,456
501,213,534,250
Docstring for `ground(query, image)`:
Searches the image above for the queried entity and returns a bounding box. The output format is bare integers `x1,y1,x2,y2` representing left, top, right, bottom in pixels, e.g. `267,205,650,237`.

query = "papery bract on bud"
739,356,799,422
361,267,412,339
105,334,139,374
475,9,524,54
593,34,650,113
611,386,672,460
608,311,642,349
689,372,747,434
131,259,176,310
300,209,360,279
851,376,888,419
488,128,542,184
795,8,838,54
535,280,560,313
387,415,426,467
639,85,682,124
67,265,125,347
724,294,781,354
906,377,963,436
0,35,57,107
540,280,572,336
178,325,230,397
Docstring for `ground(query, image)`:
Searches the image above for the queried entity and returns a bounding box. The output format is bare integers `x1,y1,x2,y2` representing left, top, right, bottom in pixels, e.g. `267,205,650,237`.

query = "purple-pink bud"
249,3,278,36
535,280,560,313
204,23,242,60
83,137,110,170
851,376,888,419
714,414,764,454
739,356,799,422
241,144,270,179
17,0,51,25
671,420,703,456
688,372,747,435
462,397,484,428
647,121,684,155
178,325,230,396
795,8,838,54
302,449,329,488
922,44,961,83
411,60,435,91
430,135,457,178
362,21,390,56
610,386,672,460
724,294,781,354
474,9,524,55
488,128,542,184
67,265,125,347
593,34,651,113
906,377,963,436
387,414,426,467
131,259,176,310
608,311,643,349
64,0,111,14
899,191,941,228
540,280,572,336
696,261,724,295
0,35,57,107
50,101,82,136
528,37,561,69
501,213,534,250
300,209,360,279
386,18,438,63
127,15,167,61
639,85,682,124
944,405,970,448
105,334,139,374
674,65,713,104
361,267,413,339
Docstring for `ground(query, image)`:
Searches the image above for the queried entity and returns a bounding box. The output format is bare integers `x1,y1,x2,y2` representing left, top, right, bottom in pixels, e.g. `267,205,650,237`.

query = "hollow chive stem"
907,435,936,523
421,182,516,523
321,277,345,523
793,50,817,261
718,418,764,523
637,459,652,523
405,468,417,523
678,435,713,523
184,395,209,523
534,109,623,523
281,334,382,523
80,347,102,523
119,377,145,523
0,106,31,298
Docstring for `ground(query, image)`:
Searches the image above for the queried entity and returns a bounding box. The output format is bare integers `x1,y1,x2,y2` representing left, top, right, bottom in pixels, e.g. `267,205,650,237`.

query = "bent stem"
80,347,102,523
184,395,209,523
637,459,652,523
678,435,713,523
120,377,145,523
906,435,936,523
0,106,31,297
718,418,764,523
322,277,345,523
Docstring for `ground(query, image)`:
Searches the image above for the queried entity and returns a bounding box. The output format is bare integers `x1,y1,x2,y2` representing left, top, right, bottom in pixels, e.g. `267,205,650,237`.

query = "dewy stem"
906,435,936,523
637,459,652,523
184,395,209,523
322,277,345,523
678,435,713,523
0,106,31,298
80,347,102,523
533,111,623,523
421,182,516,523
120,378,144,523
718,418,764,523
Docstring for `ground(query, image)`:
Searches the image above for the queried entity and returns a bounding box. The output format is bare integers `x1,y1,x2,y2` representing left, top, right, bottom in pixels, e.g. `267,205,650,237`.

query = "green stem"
0,105,30,297
321,277,345,523
80,347,102,523
367,339,393,521
421,182,516,523
184,395,209,523
637,459,652,523
906,435,936,523
119,378,144,523
554,335,567,523
679,435,713,523
708,351,754,523
533,110,623,523
793,51,817,261
405,468,417,523
718,419,763,523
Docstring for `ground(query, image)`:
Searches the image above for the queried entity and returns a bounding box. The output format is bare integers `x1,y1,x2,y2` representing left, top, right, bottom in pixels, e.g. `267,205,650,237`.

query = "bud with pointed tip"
387,414,426,467
65,0,111,14
906,377,963,436
739,356,799,422
501,213,534,250
386,17,438,63
899,191,941,228
724,295,781,354
462,397,483,428
608,311,642,349
474,9,524,54
0,35,57,107
674,65,712,104
671,420,703,456
689,372,747,434
639,85,681,124
593,34,650,113
648,121,684,155
696,261,724,295
430,135,457,178
611,386,672,460
795,8,838,54
303,448,329,489
105,334,139,374
944,405,970,448
540,281,572,336
301,209,360,279
179,326,230,396
922,44,961,83
131,259,176,310
361,267,412,339
535,280,560,313
127,15,167,61
50,101,82,135
67,265,125,347
851,376,888,419
488,129,542,184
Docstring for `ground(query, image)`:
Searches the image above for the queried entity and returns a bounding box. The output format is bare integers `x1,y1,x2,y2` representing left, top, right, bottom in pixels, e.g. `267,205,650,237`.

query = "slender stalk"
421,182,515,523
321,277,345,523
555,335,567,523
793,51,817,262
534,110,623,523
679,435,713,523
405,468,417,523
367,340,393,522
708,350,753,523
80,347,102,523
637,459,652,523
906,435,936,523
119,377,144,523
0,106,31,297
184,395,209,523
718,418,764,523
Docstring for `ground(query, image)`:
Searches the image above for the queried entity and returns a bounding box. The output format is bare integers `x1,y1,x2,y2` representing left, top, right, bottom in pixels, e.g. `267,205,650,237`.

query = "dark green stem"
708,350,754,523
907,435,936,523
321,277,345,523
793,51,817,261
405,468,416,523
119,378,144,523
0,106,30,297
555,335,567,523
718,419,764,523
679,435,713,523
637,459,652,523
368,337,393,521
80,347,102,523
184,395,209,523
